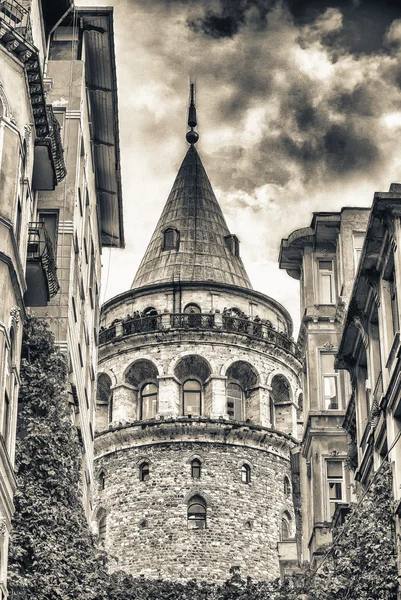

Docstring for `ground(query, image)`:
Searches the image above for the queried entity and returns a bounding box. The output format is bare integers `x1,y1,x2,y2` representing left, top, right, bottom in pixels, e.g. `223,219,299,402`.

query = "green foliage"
294,461,398,600
8,316,108,600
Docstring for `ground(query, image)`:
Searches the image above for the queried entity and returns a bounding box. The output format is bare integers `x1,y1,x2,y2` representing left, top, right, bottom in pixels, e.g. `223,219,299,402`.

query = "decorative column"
157,376,180,417
111,383,137,423
206,376,227,418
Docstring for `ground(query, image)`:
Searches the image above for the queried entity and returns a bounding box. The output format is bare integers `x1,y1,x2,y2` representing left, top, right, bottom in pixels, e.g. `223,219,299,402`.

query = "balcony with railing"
0,1,67,188
99,312,301,358
25,222,60,306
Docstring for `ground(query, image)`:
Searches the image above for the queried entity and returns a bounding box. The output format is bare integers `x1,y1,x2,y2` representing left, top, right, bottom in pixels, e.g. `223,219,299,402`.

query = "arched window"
183,380,201,416
99,471,106,490
141,383,158,420
184,304,201,328
241,464,251,483
163,227,179,250
281,511,291,540
98,513,107,543
140,462,150,482
187,495,206,529
284,476,291,497
227,382,243,421
191,459,201,479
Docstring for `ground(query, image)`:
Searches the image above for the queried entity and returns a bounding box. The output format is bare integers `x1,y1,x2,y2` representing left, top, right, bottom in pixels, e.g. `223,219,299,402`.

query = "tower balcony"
99,312,301,358
25,222,60,306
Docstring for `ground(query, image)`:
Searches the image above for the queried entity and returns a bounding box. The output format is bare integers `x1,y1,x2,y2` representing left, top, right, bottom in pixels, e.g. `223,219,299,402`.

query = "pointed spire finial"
186,79,199,145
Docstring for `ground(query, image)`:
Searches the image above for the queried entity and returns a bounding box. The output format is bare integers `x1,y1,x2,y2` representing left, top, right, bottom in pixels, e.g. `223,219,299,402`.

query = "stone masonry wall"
94,438,295,582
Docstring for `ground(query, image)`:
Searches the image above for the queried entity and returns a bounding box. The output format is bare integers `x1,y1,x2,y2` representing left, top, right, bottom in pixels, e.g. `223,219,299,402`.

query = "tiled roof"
131,145,252,290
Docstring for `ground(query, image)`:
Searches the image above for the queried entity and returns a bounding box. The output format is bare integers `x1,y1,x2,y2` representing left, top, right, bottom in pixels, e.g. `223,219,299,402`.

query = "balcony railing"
27,222,60,300
0,0,33,44
99,312,300,358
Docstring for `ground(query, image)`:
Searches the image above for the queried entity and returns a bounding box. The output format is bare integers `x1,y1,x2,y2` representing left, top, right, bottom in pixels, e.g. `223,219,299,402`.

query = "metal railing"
27,222,59,299
171,313,215,329
0,0,33,44
122,314,162,335
99,312,300,357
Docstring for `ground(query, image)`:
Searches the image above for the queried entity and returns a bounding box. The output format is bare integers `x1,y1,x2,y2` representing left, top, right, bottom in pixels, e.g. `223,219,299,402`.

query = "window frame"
140,382,158,420
317,258,335,305
353,231,365,275
187,495,207,530
183,379,202,417
241,463,251,484
227,380,244,421
191,458,201,479
162,227,180,251
140,462,150,482
326,459,344,520
320,352,340,410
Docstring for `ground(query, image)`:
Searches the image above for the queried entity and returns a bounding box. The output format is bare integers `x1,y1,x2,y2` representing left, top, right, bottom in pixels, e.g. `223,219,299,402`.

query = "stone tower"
94,92,302,582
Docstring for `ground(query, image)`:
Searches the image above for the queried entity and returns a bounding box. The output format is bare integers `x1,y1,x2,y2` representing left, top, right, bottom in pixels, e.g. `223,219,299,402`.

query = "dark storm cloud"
184,0,401,56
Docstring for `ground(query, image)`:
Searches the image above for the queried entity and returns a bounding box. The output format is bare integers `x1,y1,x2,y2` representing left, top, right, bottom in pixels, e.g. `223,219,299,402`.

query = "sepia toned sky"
78,0,401,335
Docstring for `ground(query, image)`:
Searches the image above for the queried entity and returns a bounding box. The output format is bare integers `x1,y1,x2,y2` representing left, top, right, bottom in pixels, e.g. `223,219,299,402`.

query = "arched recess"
0,83,11,120
225,361,260,422
271,374,294,434
125,359,159,421
281,510,292,540
96,373,113,432
174,355,211,417
174,355,211,383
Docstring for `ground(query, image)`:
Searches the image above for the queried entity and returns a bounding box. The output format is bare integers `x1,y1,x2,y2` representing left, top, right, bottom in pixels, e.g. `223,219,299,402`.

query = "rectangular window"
72,296,77,323
321,353,339,409
326,460,344,519
390,272,399,336
2,390,9,442
39,211,58,257
78,188,83,217
353,232,365,275
318,260,334,304
78,343,83,368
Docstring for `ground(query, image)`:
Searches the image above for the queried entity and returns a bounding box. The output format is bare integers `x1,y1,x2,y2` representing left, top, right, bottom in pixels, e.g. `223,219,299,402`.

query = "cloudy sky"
78,0,401,335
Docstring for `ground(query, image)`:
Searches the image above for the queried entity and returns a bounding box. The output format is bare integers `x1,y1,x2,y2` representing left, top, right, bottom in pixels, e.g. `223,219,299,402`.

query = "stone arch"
187,453,204,464
96,372,113,431
224,360,260,422
169,350,216,377
226,361,259,389
0,83,11,119
184,489,212,506
174,355,212,384
142,306,157,315
124,359,159,387
270,373,294,435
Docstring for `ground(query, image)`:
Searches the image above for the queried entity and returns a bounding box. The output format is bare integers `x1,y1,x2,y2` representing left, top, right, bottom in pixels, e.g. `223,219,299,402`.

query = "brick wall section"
94,430,295,582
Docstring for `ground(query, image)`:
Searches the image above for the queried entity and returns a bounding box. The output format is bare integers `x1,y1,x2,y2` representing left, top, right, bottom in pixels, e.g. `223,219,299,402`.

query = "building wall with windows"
279,208,370,563
0,2,123,591
335,185,401,574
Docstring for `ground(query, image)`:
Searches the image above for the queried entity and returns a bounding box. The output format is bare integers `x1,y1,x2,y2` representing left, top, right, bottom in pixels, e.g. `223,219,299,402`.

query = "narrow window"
281,513,291,540
140,462,150,482
2,390,9,441
191,459,201,479
327,460,344,518
353,232,365,275
38,211,58,257
284,476,291,497
98,515,106,543
241,464,251,483
321,353,339,409
187,495,206,529
183,380,201,416
227,382,243,421
99,471,105,490
163,227,179,250
390,272,399,336
318,260,334,304
141,383,157,420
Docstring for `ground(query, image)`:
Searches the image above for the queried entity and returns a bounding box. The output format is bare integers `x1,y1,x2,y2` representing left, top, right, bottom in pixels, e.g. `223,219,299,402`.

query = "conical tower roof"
131,145,252,289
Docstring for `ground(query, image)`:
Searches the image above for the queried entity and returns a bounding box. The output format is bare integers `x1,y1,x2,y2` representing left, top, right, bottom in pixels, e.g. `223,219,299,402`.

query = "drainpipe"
43,2,74,77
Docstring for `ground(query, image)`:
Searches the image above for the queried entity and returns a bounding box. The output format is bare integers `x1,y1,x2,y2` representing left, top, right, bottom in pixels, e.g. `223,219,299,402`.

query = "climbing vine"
8,316,108,600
